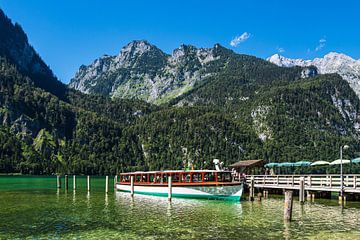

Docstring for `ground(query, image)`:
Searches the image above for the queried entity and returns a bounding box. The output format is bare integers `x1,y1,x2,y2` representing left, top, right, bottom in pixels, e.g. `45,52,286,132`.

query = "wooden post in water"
73,175,76,190
257,192,262,201
263,190,269,198
114,175,118,188
299,177,305,203
249,176,255,201
306,190,311,201
57,175,61,189
87,175,91,192
105,176,109,193
284,190,293,221
130,175,134,197
65,175,68,190
168,175,172,201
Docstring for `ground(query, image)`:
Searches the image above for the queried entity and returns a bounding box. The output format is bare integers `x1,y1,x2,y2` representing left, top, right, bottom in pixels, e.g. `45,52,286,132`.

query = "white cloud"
315,38,326,51
276,47,285,53
230,32,251,47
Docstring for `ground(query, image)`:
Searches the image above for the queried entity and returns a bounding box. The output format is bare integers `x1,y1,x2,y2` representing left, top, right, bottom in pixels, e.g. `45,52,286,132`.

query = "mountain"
69,41,232,104
0,9,67,99
1,8,360,175
70,39,360,162
268,53,360,99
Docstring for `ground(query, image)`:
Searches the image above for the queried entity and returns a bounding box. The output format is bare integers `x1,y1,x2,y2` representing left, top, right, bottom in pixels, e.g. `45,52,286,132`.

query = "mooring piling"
130,175,134,197
56,175,61,189
299,177,305,203
64,175,69,190
114,175,118,188
249,176,255,201
306,190,311,201
105,176,109,193
73,175,76,190
87,175,91,192
284,190,293,221
168,175,172,201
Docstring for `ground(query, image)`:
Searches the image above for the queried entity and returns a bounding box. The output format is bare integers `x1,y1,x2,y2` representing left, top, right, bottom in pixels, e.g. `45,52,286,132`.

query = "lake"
0,176,359,239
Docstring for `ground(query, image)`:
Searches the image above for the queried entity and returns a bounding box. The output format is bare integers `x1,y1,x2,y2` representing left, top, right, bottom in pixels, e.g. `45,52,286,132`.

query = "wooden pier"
246,174,360,194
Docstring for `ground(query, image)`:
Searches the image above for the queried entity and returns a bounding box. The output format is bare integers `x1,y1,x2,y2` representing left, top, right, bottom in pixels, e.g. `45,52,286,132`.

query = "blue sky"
0,0,359,83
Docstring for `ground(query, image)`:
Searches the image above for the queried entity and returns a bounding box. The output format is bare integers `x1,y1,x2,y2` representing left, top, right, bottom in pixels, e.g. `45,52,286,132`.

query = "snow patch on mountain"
268,52,360,99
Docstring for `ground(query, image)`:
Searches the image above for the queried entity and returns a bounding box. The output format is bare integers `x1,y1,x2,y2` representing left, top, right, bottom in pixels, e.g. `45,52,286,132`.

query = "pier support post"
87,175,91,192
114,175,118,188
57,175,61,189
249,176,255,201
306,190,311,201
65,175,68,190
284,190,293,221
339,194,346,204
130,175,134,197
105,176,109,193
168,175,172,201
73,175,76,190
257,192,262,201
299,177,305,203
263,190,268,198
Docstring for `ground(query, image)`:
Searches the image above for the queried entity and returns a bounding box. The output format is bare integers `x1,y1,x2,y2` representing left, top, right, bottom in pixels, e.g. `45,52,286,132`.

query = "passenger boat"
115,170,243,201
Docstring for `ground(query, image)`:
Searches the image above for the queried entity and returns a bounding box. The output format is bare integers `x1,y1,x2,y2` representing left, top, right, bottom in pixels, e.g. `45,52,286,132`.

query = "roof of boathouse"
229,159,264,168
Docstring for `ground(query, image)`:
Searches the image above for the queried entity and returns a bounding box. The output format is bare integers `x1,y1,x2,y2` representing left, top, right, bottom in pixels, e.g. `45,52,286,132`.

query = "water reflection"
283,220,291,240
73,190,76,204
86,191,91,209
2,177,360,239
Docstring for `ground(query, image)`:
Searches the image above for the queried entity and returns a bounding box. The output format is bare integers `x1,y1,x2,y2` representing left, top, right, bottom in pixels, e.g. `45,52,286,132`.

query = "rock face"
268,53,360,99
69,41,223,104
0,9,66,98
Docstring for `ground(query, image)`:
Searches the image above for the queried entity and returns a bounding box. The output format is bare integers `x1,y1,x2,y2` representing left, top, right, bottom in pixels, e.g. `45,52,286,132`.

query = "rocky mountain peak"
113,40,164,67
69,41,226,103
268,52,360,99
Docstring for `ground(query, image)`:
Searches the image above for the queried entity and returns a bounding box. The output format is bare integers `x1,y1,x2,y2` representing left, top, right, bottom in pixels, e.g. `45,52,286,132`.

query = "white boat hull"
116,183,243,201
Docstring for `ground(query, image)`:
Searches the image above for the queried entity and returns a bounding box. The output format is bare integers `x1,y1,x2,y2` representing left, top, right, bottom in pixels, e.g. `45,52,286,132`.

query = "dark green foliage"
0,8,359,175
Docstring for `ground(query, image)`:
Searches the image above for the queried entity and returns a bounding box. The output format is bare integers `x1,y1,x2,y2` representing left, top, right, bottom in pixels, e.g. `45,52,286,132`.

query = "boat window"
172,174,180,182
192,173,202,182
154,175,161,183
149,174,155,183
218,172,232,182
162,174,168,183
136,175,141,182
204,173,215,182
121,175,129,182
183,174,191,182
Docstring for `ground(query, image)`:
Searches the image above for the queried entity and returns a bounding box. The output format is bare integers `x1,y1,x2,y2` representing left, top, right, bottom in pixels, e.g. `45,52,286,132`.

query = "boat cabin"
119,170,234,185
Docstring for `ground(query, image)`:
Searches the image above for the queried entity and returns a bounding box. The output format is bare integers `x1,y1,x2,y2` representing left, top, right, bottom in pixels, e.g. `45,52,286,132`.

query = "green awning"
264,163,279,168
293,161,311,167
278,162,295,167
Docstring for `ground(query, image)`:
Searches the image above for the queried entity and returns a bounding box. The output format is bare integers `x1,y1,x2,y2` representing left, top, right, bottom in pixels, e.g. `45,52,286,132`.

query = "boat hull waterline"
116,184,243,201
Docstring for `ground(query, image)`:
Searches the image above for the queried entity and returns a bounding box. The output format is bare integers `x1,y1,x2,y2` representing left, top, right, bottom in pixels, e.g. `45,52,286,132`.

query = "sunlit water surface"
0,176,360,239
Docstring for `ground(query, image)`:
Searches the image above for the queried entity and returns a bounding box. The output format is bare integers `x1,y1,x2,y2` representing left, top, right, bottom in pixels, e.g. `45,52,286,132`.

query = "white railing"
246,174,360,192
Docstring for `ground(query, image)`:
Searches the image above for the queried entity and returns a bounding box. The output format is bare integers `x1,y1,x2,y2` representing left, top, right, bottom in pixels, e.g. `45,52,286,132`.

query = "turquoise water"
0,176,360,239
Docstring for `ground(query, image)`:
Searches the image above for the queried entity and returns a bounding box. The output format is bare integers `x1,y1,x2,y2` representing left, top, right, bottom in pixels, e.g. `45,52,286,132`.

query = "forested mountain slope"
0,8,359,175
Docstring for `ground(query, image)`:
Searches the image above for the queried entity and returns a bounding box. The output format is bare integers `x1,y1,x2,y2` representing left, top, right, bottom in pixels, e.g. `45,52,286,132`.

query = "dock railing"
246,174,360,193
